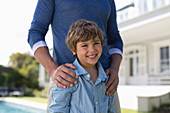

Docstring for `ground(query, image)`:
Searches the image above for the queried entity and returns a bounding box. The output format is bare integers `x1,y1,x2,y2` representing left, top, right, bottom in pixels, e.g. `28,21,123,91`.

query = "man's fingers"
105,74,115,89
56,73,75,86
59,70,77,85
106,82,117,96
62,64,78,78
65,63,76,70
52,64,77,88
53,78,67,89
106,77,119,96
105,80,115,95
109,87,117,96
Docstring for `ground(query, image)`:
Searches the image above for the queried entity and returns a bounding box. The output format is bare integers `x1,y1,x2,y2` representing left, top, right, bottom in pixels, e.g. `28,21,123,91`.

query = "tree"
0,65,26,87
0,65,5,86
9,53,35,69
9,53,39,89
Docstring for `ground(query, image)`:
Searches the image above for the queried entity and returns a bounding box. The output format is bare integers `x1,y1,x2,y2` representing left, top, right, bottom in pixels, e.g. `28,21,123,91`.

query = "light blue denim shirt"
49,59,115,113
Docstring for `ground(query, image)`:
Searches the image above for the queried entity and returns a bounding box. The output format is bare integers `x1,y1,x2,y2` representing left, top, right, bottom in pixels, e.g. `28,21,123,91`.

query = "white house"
116,0,170,85
38,0,170,87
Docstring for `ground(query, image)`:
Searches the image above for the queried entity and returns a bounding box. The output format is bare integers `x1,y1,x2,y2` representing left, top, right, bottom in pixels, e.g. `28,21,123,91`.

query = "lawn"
121,108,155,113
7,96,48,103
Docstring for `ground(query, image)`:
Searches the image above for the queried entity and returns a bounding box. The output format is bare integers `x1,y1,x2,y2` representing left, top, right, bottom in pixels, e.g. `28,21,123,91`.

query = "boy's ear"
71,50,76,55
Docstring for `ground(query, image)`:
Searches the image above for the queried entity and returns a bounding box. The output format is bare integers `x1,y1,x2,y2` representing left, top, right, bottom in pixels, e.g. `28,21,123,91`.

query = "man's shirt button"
96,102,98,104
87,74,90,78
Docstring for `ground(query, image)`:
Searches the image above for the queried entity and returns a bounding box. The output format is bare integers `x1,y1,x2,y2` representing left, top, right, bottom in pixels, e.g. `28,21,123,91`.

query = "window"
152,0,157,9
153,0,166,9
136,56,139,75
117,10,129,22
130,58,134,76
160,46,170,72
143,0,148,12
124,45,146,78
153,39,170,74
139,0,148,14
128,50,140,76
159,0,165,6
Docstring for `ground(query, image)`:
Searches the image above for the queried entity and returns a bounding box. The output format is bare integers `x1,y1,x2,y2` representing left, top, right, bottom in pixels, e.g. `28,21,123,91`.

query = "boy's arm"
49,83,78,113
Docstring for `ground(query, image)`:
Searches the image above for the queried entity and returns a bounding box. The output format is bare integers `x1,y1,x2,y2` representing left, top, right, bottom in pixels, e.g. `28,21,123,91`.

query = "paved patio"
117,85,170,110
2,97,47,110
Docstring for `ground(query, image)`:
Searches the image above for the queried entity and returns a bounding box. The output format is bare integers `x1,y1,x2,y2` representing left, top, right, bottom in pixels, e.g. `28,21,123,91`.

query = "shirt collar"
73,59,108,82
73,59,88,76
95,62,108,85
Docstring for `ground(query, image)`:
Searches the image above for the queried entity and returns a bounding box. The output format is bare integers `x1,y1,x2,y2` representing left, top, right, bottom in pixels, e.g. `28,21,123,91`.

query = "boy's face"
72,36,102,68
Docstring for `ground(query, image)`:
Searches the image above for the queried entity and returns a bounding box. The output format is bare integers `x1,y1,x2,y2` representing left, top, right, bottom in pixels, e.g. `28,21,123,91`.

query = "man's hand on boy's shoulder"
52,63,78,89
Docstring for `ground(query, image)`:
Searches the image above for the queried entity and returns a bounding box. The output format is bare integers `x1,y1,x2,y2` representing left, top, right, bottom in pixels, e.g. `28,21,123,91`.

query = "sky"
0,0,52,66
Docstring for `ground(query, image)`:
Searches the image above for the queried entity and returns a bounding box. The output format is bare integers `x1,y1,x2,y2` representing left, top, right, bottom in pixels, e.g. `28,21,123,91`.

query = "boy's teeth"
88,55,96,58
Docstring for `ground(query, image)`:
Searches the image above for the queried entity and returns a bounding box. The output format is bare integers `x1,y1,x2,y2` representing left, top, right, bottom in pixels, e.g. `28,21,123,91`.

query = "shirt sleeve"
32,41,48,53
49,84,78,113
107,0,124,53
109,48,123,56
108,96,115,113
27,0,55,49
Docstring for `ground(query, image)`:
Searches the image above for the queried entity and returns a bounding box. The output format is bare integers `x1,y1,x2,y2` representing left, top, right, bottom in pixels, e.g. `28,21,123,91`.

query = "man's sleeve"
107,0,124,55
27,0,55,49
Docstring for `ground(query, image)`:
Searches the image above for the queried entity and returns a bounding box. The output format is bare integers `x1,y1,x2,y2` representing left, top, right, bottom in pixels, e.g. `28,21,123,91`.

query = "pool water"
0,101,46,113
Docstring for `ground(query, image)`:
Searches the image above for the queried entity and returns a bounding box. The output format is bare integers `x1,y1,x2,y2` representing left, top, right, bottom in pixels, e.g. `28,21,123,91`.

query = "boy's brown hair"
65,19,104,53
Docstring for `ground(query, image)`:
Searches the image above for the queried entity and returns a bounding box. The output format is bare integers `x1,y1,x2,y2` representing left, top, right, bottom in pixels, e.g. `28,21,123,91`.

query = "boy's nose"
89,45,96,52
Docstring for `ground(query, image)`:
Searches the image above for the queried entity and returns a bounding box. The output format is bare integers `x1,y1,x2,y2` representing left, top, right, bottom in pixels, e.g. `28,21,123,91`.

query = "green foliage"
0,52,40,90
23,88,34,96
26,60,39,88
33,86,48,98
9,53,36,69
0,65,26,87
0,65,5,86
121,109,155,113
9,52,39,89
153,103,170,112
23,86,48,98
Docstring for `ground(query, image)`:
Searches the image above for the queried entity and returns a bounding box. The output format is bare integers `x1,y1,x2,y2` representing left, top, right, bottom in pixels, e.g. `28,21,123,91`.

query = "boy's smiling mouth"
87,54,98,59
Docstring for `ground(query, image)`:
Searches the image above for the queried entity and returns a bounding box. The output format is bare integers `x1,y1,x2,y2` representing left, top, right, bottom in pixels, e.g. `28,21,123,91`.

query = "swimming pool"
0,101,46,113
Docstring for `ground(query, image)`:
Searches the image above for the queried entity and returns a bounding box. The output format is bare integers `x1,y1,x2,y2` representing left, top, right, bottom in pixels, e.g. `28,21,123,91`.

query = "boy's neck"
82,64,98,84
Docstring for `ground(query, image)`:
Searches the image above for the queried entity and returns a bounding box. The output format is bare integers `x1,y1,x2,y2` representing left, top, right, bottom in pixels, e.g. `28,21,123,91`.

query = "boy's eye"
81,44,88,47
94,41,101,45
94,42,99,45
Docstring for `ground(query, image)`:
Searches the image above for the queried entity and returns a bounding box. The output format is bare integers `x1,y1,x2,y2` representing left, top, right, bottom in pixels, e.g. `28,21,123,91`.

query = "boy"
49,19,115,113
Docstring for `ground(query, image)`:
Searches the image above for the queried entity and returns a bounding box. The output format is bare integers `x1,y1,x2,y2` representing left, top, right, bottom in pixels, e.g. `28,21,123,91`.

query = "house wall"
117,0,170,85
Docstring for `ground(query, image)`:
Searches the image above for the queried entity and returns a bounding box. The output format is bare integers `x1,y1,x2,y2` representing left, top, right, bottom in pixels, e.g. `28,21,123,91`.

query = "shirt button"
87,74,90,78
96,102,98,104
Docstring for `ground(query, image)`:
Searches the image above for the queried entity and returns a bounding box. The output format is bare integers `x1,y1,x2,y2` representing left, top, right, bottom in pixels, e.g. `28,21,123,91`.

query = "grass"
121,108,155,113
5,96,48,103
